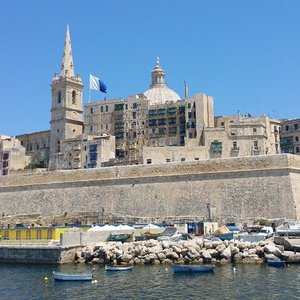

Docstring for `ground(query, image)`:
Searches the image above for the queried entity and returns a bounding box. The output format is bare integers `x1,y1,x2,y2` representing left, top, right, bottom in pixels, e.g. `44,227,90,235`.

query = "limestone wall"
0,154,300,223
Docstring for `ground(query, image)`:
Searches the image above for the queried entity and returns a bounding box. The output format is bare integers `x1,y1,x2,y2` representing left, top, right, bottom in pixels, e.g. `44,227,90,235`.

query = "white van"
258,226,274,238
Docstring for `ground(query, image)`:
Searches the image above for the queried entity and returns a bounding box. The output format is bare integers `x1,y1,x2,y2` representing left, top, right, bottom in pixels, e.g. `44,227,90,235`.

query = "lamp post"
207,202,212,222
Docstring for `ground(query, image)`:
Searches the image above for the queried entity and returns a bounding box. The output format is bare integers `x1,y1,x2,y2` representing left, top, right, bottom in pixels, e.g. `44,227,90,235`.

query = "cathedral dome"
143,57,181,105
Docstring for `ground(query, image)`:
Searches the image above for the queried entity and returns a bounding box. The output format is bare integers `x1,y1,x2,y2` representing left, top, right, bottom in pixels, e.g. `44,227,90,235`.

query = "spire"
150,56,166,88
60,25,74,77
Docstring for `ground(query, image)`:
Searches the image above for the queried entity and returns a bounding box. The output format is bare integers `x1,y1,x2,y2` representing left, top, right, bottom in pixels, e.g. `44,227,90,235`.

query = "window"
188,103,191,109
3,153,9,160
132,112,137,119
296,136,299,142
47,229,52,239
36,230,42,239
221,122,224,126
90,126,93,132
4,231,9,240
166,158,171,163
26,230,31,240
16,230,21,240
106,105,108,112
253,140,259,150
232,141,239,150
285,125,289,131
294,124,298,130
253,128,257,133
189,132,193,138
296,146,300,153
181,158,186,162
57,91,61,104
132,103,138,109
211,140,222,153
195,157,199,161
57,140,60,152
72,90,76,104
146,159,152,164
90,107,93,114
101,106,103,113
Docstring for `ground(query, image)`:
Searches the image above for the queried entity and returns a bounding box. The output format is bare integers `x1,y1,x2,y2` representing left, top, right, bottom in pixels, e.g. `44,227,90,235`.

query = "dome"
144,86,181,105
143,57,181,105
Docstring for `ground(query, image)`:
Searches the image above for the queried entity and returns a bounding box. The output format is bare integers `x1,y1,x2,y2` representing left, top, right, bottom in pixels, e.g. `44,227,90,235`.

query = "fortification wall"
0,154,300,223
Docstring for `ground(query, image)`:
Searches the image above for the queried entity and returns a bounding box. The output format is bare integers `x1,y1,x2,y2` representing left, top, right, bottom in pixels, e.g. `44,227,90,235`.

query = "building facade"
0,26,284,174
280,118,300,155
0,136,30,176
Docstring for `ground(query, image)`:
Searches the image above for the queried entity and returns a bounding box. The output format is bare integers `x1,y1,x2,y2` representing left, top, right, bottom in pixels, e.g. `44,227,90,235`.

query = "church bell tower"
49,25,84,170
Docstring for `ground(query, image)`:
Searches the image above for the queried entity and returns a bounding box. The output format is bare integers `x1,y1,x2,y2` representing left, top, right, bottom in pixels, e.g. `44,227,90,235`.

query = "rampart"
0,154,300,224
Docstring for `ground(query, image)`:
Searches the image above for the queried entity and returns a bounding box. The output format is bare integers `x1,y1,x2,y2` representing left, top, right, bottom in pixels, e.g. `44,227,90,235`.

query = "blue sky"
1,0,300,136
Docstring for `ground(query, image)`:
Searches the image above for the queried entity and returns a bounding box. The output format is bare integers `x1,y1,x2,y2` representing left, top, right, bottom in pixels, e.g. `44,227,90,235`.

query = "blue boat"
267,260,286,268
214,232,233,241
172,265,214,273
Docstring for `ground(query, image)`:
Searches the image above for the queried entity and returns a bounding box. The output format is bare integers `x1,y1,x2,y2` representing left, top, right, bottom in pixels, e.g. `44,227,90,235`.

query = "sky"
1,0,300,136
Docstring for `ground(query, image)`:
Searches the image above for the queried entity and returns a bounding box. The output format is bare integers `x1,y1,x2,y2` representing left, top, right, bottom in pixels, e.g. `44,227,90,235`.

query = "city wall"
0,154,300,224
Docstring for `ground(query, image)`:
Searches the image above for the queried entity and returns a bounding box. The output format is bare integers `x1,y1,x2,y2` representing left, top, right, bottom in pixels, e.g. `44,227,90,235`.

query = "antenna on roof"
184,81,189,99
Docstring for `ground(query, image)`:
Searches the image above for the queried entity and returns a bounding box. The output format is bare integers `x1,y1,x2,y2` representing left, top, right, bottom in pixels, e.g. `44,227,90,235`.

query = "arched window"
58,91,62,104
72,90,76,104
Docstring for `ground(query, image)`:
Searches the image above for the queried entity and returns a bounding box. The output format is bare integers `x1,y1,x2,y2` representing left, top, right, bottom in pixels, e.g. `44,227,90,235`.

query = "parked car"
258,226,274,238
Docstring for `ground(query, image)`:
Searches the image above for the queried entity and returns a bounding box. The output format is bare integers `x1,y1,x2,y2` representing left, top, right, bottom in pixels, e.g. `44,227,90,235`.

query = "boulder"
221,246,232,260
216,243,226,253
233,252,243,262
157,252,167,261
202,250,212,261
209,249,220,259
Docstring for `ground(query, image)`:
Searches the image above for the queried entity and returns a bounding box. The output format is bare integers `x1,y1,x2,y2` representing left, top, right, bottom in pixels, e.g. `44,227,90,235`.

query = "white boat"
276,221,300,237
105,264,133,271
53,271,93,281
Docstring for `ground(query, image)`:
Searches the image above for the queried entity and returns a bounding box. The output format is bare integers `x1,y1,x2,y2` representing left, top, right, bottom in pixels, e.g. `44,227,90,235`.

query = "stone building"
1,26,283,173
86,57,279,165
0,135,30,175
280,118,300,155
15,130,50,168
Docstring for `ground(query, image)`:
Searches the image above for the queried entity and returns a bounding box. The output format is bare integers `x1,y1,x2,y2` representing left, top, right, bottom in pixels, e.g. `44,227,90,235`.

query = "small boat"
105,264,133,271
213,226,234,241
53,271,93,281
276,221,300,237
107,233,132,243
172,265,214,273
267,260,286,268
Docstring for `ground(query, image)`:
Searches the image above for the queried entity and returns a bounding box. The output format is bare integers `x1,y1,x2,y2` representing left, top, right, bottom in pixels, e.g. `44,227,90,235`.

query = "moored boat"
276,221,300,237
52,271,93,281
107,233,132,243
105,264,133,271
267,260,286,268
172,265,214,273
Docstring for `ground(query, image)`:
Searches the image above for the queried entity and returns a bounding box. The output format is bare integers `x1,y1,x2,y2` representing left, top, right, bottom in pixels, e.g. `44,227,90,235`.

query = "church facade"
1,26,281,175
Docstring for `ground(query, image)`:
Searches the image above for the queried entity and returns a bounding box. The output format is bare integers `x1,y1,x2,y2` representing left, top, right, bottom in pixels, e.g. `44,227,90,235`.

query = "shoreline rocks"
76,238,287,265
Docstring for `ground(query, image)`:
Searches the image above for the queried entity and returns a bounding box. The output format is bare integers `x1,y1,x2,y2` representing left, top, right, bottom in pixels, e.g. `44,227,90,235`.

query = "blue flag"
90,74,107,93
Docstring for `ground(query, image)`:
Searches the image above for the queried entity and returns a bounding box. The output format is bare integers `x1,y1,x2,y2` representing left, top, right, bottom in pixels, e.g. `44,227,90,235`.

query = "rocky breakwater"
76,238,285,265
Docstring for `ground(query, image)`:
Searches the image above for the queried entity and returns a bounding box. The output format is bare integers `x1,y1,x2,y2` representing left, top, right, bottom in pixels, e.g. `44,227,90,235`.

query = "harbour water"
0,263,300,300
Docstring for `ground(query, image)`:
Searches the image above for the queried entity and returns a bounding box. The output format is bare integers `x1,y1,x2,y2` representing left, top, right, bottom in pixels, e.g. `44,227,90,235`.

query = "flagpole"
89,73,91,103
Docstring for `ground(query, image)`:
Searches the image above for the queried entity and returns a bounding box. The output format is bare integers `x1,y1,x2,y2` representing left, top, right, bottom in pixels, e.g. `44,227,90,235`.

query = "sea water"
0,263,299,300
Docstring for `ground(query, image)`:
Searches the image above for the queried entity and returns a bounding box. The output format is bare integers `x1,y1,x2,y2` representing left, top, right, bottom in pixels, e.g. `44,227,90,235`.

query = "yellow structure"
0,226,90,242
